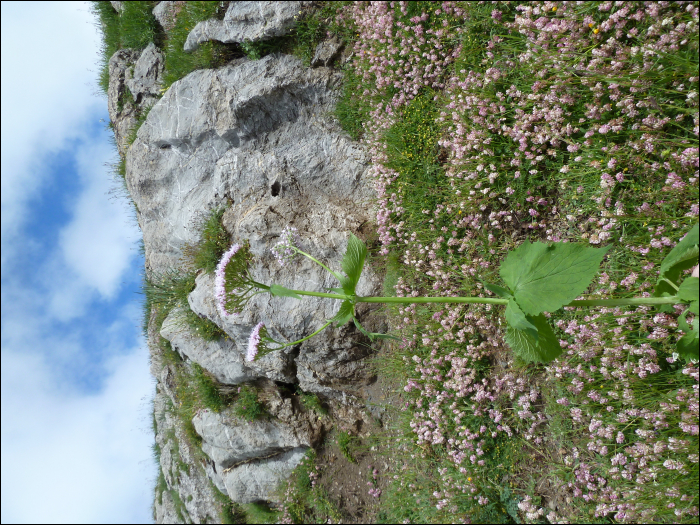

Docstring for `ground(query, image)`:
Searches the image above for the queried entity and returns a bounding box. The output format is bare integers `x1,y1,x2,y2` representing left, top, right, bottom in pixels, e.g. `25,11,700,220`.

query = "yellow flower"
552,6,557,11
588,23,594,28
593,28,600,34
468,477,472,481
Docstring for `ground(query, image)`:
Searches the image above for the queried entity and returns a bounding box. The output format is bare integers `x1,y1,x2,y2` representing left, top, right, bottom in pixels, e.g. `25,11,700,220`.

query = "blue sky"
1,2,155,522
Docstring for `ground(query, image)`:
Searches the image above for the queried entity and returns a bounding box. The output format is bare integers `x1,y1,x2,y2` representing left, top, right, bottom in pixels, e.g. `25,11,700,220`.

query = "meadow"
93,1,698,523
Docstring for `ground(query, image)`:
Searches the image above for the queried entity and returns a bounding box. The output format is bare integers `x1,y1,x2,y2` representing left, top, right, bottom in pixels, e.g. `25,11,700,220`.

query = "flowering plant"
217,224,698,363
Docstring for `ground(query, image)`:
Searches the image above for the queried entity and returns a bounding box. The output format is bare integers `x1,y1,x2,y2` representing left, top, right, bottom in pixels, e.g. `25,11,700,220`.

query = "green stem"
356,295,681,308
288,289,681,308
290,289,350,300
273,321,333,349
566,296,679,307
356,296,509,305
294,248,343,282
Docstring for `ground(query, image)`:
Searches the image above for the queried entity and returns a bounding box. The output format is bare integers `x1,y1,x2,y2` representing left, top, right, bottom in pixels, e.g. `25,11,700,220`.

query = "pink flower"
247,322,265,361
214,244,241,318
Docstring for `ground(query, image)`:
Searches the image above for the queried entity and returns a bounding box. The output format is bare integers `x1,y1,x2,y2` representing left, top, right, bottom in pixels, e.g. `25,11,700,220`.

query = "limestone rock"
125,42,164,102
123,45,383,512
108,44,164,157
153,1,186,32
184,1,312,52
107,49,140,158
311,36,343,67
110,1,123,13
153,387,222,523
221,447,308,503
186,273,297,383
193,407,311,469
160,307,266,384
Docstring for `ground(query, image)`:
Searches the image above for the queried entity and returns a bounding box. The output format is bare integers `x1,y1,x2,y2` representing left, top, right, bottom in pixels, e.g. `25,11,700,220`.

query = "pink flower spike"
214,243,241,318
247,322,265,361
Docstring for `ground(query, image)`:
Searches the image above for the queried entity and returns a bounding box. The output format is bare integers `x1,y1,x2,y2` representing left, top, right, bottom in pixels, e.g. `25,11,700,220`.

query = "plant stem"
566,296,679,307
355,295,681,308
287,290,681,308
356,296,510,305
291,289,350,300
294,248,343,282
273,321,333,349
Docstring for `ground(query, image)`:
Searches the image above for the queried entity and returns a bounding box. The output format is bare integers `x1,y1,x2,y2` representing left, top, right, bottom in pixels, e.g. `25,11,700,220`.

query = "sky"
1,2,155,523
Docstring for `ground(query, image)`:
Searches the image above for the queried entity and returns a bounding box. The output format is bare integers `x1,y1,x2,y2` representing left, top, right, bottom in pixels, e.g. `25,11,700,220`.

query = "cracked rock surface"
184,1,313,52
115,13,380,515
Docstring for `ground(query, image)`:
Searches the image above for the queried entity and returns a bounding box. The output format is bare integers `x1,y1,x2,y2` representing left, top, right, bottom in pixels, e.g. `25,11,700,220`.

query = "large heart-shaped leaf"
504,313,563,363
269,284,301,300
655,223,699,299
500,241,609,316
677,277,699,303
340,234,368,295
676,317,699,361
658,223,699,279
483,282,513,299
505,299,538,340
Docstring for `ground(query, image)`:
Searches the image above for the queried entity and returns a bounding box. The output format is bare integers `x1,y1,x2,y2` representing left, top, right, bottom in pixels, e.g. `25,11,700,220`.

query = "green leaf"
483,282,513,299
504,314,563,363
677,277,699,303
352,317,399,341
328,287,346,294
269,284,301,300
353,317,370,334
689,301,699,315
505,300,538,340
330,301,354,326
658,223,699,283
369,333,401,341
499,241,610,316
339,276,356,296
676,318,699,361
340,234,368,295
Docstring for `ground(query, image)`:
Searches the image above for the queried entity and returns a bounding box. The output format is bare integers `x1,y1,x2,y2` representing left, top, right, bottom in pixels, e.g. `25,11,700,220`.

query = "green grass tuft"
232,384,265,422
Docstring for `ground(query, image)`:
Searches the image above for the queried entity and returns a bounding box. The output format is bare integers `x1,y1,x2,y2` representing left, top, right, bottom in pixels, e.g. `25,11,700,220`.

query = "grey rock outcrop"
120,28,380,513
184,1,312,52
311,36,343,67
160,307,262,384
153,1,186,31
193,408,311,503
125,43,164,102
222,447,308,503
108,43,164,158
153,387,223,523
193,408,310,468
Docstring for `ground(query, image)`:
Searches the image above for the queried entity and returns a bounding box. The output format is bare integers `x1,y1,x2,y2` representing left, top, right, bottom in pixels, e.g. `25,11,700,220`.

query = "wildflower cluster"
213,242,257,318
271,226,300,266
340,1,699,521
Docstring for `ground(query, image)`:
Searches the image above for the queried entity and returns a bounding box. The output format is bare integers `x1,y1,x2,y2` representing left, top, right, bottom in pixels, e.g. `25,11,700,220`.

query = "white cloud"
0,341,156,524
1,1,104,255
58,139,140,300
1,4,156,523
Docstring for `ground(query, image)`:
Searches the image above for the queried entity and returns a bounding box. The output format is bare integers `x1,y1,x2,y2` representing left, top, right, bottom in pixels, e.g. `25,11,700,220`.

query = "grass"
336,430,358,464
232,384,265,422
275,449,344,524
95,1,698,522
298,390,328,416
331,1,699,523
140,203,231,339
90,1,160,95
181,206,231,274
